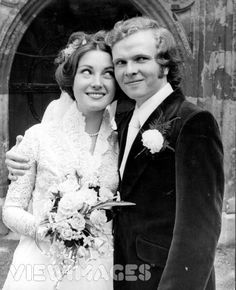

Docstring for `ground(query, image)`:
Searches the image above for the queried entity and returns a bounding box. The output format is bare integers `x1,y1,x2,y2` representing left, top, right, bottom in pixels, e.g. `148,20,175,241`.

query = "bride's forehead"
79,50,113,67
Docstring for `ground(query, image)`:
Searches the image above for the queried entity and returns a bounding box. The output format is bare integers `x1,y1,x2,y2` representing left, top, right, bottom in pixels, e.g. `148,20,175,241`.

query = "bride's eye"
81,69,92,75
103,70,114,79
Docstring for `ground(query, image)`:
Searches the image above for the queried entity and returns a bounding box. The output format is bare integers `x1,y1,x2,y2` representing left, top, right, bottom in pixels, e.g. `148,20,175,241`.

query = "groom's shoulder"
176,97,219,138
178,98,211,123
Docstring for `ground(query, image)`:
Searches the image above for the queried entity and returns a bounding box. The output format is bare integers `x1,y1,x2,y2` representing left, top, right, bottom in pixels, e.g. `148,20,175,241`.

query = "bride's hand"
5,135,30,181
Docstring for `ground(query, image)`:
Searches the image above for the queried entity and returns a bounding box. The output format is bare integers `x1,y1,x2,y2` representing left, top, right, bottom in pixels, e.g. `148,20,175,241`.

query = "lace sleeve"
3,126,40,238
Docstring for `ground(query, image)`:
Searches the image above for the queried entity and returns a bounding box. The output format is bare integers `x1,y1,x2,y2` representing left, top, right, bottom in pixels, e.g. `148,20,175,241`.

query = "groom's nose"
125,61,138,76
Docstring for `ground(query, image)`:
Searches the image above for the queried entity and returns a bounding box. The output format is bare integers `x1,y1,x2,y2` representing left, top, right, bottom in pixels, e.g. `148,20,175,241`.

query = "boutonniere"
135,113,181,158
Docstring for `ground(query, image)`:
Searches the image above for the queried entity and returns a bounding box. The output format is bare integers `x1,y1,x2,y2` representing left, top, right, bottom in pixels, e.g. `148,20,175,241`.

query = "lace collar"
61,101,115,160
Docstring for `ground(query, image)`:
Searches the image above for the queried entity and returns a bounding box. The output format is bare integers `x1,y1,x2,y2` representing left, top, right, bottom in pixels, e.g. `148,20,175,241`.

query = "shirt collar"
135,82,173,127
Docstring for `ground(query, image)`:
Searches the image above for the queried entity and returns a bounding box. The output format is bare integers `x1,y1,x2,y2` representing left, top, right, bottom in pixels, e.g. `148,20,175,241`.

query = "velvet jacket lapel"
120,88,185,197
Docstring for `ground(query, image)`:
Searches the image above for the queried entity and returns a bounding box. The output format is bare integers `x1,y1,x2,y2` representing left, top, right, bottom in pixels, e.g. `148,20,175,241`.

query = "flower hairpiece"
63,37,87,59
82,38,87,45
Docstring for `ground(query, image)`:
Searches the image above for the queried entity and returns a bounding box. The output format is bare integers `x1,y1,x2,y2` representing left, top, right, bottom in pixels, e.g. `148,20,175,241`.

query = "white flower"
57,173,80,195
90,209,107,228
99,187,114,202
141,129,164,154
63,45,75,57
79,187,98,206
57,192,83,217
68,213,86,232
59,227,74,240
54,219,70,231
63,40,80,58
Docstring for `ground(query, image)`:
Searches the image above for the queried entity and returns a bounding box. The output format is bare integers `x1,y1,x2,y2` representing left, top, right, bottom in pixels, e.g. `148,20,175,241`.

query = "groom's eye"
114,60,126,67
135,56,149,63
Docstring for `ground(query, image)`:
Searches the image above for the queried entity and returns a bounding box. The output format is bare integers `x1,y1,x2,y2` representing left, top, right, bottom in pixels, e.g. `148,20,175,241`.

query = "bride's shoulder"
42,92,73,123
24,122,58,140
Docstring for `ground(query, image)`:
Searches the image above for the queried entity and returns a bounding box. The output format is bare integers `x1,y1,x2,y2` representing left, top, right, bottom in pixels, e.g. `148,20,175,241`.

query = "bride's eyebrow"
77,65,92,68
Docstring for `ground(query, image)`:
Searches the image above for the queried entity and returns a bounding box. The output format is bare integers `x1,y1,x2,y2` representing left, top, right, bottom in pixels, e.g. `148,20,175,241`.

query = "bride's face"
73,50,115,114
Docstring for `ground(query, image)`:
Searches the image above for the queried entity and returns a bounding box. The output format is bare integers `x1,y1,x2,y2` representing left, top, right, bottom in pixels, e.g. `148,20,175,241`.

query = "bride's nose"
91,74,103,89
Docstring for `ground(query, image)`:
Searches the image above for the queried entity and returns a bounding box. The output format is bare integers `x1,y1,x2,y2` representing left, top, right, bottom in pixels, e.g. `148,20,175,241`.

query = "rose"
68,213,86,232
141,129,164,154
57,173,80,195
79,187,98,206
59,227,74,240
58,178,79,195
57,191,84,217
90,209,107,228
53,219,70,232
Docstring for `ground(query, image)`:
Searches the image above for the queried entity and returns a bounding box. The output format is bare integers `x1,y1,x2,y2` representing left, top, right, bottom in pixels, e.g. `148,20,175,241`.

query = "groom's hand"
5,135,30,181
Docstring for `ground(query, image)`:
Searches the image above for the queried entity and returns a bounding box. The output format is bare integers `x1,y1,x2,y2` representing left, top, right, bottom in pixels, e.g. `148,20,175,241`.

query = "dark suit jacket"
113,88,224,290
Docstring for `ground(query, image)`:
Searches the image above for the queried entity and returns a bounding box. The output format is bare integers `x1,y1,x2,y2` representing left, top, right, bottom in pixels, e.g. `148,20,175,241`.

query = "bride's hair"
55,30,113,100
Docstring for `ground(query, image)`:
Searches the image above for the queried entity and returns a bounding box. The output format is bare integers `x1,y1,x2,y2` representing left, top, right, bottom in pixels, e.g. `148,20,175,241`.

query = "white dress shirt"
119,82,173,178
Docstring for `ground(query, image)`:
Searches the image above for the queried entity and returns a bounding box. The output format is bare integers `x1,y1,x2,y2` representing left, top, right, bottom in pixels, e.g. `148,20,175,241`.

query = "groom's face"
112,29,168,106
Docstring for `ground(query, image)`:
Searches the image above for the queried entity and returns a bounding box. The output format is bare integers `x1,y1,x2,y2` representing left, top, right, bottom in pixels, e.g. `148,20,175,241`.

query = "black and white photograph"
0,0,235,289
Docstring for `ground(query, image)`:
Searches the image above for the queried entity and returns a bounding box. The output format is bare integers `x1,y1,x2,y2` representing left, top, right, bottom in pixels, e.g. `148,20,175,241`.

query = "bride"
2,31,119,290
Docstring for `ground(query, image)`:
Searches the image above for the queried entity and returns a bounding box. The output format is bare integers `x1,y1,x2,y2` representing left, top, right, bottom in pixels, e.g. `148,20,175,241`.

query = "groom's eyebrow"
113,58,125,64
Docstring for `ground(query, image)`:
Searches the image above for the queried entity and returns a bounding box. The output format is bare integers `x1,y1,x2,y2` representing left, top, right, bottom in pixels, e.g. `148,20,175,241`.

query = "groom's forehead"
111,30,156,58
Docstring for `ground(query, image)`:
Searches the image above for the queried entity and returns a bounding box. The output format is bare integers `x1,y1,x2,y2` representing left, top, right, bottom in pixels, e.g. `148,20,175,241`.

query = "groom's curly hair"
55,30,117,100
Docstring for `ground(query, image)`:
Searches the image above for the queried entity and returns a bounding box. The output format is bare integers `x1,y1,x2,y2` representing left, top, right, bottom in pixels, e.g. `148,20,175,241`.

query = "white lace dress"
2,102,119,290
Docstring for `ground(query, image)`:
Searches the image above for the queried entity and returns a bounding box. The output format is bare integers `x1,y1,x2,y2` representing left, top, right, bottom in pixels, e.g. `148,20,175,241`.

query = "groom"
108,17,224,289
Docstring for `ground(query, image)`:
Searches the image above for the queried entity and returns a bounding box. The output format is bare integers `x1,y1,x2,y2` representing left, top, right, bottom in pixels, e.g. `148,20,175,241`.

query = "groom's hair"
55,30,115,100
106,16,183,89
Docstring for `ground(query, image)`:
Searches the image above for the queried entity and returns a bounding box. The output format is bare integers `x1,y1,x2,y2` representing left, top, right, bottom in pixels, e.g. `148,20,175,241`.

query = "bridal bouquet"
36,171,134,287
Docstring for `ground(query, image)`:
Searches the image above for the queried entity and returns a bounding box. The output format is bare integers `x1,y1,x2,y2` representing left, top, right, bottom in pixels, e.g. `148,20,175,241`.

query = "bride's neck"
84,110,104,134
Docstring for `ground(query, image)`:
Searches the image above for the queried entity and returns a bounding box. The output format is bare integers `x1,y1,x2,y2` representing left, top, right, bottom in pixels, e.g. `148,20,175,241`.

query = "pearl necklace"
88,131,99,137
